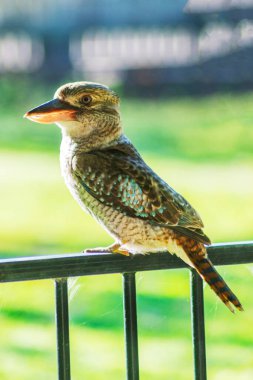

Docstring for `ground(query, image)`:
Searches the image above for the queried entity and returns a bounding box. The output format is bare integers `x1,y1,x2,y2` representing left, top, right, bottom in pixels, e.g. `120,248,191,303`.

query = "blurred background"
0,0,253,379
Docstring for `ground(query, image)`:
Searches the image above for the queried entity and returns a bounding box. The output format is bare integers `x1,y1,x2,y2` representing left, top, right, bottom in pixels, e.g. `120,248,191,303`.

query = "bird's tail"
187,251,243,313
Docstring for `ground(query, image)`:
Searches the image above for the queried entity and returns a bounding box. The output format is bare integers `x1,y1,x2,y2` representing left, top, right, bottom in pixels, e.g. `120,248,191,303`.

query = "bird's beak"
24,98,78,124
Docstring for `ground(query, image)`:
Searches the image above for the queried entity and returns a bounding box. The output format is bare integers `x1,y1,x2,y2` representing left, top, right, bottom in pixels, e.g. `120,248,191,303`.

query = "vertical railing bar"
190,269,207,380
122,272,140,380
55,278,71,380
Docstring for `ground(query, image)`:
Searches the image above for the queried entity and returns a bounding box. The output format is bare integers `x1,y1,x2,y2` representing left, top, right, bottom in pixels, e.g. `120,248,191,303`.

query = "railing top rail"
0,241,252,283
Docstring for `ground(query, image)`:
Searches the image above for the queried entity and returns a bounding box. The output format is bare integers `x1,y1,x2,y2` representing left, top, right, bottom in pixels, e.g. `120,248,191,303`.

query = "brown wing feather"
73,142,210,244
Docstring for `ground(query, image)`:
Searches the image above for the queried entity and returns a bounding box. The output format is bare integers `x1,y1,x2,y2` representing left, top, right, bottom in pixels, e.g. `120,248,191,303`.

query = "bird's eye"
81,95,92,105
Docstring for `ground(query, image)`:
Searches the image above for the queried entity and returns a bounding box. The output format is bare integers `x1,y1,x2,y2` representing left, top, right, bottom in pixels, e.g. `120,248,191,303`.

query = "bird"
24,81,243,313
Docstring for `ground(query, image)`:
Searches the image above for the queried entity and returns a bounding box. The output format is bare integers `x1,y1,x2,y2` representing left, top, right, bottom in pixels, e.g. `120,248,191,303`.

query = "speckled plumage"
25,81,243,312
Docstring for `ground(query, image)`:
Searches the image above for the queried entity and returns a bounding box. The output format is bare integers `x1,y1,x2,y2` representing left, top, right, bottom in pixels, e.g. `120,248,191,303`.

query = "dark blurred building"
1,0,253,95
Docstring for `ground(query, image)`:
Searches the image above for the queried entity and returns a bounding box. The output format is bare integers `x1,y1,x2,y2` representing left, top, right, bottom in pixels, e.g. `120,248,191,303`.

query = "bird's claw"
83,247,111,254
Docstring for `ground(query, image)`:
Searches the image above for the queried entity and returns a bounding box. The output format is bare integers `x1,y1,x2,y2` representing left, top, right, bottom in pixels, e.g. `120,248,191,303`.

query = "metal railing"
1,241,253,380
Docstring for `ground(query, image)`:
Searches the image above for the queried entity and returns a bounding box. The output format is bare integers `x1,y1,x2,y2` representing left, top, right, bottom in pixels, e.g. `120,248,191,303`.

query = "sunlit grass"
0,151,253,379
1,84,253,379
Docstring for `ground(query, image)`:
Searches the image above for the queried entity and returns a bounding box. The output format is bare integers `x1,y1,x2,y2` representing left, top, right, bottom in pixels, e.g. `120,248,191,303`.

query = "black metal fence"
1,241,253,380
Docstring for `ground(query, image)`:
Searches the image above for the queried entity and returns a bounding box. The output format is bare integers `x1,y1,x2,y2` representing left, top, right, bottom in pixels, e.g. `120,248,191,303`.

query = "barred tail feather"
189,255,243,313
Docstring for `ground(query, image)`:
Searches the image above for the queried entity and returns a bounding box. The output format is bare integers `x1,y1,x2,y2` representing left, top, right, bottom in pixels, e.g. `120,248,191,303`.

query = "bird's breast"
59,140,114,223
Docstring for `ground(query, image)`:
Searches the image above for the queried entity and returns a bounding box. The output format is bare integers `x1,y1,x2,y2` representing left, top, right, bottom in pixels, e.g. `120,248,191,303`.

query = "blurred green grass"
1,80,253,379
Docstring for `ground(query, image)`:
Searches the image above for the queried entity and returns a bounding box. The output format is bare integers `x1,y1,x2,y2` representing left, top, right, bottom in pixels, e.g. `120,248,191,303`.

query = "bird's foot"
111,244,131,257
83,243,131,256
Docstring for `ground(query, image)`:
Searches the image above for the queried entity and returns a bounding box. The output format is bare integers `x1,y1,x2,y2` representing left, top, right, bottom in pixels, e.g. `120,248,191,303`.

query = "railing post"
55,278,71,380
122,272,140,380
190,269,207,380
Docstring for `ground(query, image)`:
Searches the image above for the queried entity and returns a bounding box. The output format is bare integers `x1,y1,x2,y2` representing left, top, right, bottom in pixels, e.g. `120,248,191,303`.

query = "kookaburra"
25,81,242,312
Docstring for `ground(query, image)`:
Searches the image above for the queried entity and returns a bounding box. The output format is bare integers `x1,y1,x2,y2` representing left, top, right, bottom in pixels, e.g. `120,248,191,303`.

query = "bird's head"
24,81,122,146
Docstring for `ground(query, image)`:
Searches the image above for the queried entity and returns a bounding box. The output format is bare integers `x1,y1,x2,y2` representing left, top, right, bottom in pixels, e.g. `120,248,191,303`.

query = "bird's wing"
73,148,210,245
